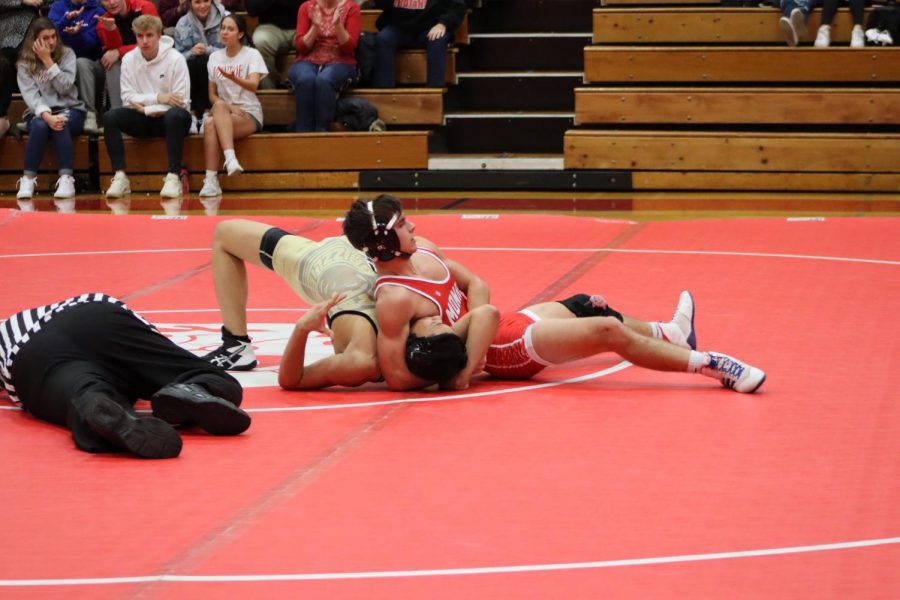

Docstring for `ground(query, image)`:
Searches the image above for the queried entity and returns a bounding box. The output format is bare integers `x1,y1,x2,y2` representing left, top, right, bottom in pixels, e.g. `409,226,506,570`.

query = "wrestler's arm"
442,304,500,391
376,287,434,391
417,237,491,309
279,294,367,390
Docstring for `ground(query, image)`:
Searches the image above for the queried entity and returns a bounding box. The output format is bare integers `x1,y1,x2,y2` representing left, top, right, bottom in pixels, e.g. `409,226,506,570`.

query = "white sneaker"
225,157,244,176
790,8,807,38
54,174,76,199
814,25,831,48
160,172,182,198
701,353,766,393
16,199,35,212
106,171,131,199
850,24,865,48
199,176,222,197
54,198,76,213
83,111,102,134
658,290,697,350
189,114,199,135
779,15,798,46
16,176,36,200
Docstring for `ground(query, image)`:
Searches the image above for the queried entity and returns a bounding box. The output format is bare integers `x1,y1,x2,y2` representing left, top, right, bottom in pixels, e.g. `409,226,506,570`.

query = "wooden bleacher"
96,131,430,192
566,6,900,193
592,7,874,43
260,88,444,127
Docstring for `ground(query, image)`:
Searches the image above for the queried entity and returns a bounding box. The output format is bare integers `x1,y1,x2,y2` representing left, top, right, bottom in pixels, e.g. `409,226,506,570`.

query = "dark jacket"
374,0,465,34
245,0,303,29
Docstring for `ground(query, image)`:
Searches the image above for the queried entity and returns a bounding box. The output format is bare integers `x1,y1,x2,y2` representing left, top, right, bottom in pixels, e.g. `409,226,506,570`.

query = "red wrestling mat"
0,210,898,599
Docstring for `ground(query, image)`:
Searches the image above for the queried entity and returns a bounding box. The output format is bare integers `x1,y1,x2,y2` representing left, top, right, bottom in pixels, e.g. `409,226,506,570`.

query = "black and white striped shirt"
0,293,147,405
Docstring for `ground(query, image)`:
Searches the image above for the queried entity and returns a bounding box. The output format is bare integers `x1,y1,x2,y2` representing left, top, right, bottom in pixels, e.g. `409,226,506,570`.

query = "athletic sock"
205,170,218,179
222,325,251,343
223,149,236,164
687,350,710,373
649,322,664,340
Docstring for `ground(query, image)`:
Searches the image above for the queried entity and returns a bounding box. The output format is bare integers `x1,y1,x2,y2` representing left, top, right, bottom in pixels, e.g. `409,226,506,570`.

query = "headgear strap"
363,200,411,262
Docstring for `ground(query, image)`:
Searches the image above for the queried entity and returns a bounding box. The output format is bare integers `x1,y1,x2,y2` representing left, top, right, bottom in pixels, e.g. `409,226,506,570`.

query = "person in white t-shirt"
199,13,268,199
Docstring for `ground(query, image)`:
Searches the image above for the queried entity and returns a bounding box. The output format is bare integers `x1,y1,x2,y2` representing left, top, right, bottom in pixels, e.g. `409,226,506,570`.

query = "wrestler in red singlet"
374,248,469,326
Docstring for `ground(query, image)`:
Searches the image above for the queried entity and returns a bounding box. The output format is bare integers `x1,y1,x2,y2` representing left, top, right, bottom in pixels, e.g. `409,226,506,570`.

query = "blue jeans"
288,60,356,132
781,0,820,17
373,25,451,88
24,109,86,176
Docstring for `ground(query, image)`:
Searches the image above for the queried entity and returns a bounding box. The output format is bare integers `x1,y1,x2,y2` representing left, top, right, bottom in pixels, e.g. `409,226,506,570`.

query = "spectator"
199,14,268,202
779,0,814,46
1,0,42,138
372,0,464,88
159,0,239,29
49,0,105,133
102,14,191,211
92,0,159,113
174,0,229,133
15,18,86,212
245,0,303,89
814,0,866,47
288,0,360,132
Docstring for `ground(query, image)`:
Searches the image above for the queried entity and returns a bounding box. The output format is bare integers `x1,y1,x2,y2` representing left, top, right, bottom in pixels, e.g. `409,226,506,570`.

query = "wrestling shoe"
658,290,697,350
77,394,182,458
203,335,257,371
701,353,766,394
151,383,251,436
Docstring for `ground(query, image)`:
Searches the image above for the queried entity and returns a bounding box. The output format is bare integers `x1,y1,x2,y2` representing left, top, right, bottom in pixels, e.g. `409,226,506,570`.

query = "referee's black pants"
12,302,242,427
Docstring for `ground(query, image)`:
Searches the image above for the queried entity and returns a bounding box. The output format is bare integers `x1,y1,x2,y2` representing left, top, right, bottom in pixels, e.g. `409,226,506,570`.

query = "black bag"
333,96,385,131
866,4,899,44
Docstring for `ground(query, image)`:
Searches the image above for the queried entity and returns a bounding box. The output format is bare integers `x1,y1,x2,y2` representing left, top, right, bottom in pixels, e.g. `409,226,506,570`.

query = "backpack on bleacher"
866,3,899,45
333,96,386,132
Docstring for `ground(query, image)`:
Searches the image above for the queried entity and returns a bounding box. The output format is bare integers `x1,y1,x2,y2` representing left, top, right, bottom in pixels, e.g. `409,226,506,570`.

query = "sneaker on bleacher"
83,111,102,134
16,176,36,200
850,25,865,48
160,173,182,198
199,176,222,197
54,174,76,199
106,171,131,199
814,25,830,47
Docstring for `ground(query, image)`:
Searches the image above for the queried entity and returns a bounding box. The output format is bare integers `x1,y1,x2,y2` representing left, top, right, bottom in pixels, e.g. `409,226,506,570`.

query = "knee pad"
557,294,623,322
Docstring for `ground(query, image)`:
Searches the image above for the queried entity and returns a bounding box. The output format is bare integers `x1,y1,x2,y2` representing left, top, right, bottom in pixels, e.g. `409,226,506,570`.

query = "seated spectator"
814,0,865,47
199,14,268,201
159,0,240,30
779,0,815,46
288,0,360,132
102,15,191,211
15,18,86,212
89,0,159,121
1,0,42,138
246,0,303,89
49,0,105,133
372,0,464,88
173,0,229,133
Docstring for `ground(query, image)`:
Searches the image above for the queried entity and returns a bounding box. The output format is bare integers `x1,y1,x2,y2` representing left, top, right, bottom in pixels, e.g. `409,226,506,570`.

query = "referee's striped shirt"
0,293,148,405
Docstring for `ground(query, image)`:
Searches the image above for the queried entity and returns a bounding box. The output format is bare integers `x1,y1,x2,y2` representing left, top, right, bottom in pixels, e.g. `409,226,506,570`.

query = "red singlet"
374,248,469,326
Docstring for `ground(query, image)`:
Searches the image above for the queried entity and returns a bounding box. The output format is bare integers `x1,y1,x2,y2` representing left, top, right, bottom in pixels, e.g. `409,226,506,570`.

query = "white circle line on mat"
0,247,897,266
1,535,898,586
0,362,633,413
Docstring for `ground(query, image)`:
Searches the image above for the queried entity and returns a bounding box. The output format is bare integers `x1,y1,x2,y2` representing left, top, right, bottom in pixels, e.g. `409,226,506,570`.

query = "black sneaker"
202,339,257,371
151,383,251,436
80,395,182,458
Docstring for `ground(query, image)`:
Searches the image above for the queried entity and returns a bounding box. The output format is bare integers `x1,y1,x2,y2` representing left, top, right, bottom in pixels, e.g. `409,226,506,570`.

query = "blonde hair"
132,14,164,34
17,18,67,75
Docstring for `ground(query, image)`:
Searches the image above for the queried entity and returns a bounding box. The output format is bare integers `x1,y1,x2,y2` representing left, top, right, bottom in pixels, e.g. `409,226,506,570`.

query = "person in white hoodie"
102,14,191,211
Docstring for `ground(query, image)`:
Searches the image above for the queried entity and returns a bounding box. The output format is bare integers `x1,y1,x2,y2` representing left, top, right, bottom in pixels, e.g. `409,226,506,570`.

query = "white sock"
223,149,236,164
206,170,218,179
687,350,710,373
649,322,663,339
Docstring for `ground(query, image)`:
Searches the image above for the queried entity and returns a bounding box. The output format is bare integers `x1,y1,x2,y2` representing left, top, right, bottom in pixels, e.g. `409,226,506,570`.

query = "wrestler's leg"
328,314,380,385
210,219,274,336
529,316,689,371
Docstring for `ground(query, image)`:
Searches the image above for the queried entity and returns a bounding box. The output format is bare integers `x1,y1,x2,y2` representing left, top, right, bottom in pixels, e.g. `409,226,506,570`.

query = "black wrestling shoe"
80,395,182,459
202,337,257,371
151,383,251,436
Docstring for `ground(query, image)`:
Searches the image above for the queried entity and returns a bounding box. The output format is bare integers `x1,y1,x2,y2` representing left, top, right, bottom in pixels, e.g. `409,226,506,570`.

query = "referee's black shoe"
151,383,251,436
73,394,183,459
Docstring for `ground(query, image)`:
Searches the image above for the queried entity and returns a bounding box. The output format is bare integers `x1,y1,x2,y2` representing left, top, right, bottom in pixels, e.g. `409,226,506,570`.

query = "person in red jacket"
287,0,360,132
84,0,158,112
